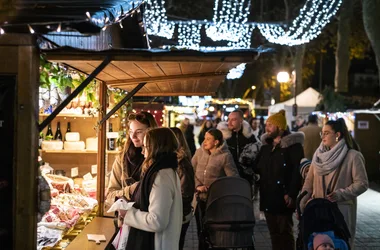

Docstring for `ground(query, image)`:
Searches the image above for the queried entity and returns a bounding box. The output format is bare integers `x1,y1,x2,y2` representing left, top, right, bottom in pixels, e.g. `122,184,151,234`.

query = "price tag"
71,167,79,178
91,165,97,175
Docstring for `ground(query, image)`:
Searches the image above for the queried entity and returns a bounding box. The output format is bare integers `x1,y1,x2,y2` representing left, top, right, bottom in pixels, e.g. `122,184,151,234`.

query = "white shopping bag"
112,224,130,250
107,199,134,213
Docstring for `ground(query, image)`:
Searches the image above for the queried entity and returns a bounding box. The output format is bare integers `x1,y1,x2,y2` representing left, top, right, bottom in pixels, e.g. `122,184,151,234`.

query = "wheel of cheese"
65,132,80,142
64,141,85,151
86,137,98,151
41,141,64,150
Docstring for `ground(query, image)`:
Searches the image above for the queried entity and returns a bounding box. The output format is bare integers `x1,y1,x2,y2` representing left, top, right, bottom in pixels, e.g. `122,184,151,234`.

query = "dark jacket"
254,131,304,214
217,121,261,181
177,149,195,219
184,125,196,156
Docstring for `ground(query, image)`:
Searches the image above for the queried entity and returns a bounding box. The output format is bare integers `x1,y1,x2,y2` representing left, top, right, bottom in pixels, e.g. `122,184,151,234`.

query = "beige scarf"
312,139,348,176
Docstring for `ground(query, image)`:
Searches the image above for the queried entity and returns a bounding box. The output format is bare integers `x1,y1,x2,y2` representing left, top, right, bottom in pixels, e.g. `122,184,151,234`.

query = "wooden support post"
99,82,146,126
0,34,39,250
97,81,107,216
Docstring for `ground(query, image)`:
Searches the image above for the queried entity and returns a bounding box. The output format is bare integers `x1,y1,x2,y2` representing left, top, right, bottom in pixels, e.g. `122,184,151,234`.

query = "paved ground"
184,182,380,250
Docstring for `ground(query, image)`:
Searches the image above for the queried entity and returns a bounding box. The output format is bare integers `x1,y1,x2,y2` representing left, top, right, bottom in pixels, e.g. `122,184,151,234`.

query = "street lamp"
277,71,290,83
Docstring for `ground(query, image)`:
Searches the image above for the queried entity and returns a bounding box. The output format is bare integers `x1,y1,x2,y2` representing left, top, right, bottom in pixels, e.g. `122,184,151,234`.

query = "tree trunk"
294,44,306,96
363,0,380,88
335,0,353,93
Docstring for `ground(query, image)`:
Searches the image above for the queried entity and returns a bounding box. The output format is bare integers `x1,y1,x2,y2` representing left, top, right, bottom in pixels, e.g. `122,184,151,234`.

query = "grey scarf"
312,139,348,176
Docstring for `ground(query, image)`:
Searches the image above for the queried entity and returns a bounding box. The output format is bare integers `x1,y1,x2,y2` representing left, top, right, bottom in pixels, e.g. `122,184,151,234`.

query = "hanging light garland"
177,21,202,49
258,0,342,46
206,0,251,42
144,0,175,39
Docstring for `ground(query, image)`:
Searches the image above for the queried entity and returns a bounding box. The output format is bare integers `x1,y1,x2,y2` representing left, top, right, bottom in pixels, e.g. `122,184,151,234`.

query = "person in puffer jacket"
192,128,239,236
217,110,261,186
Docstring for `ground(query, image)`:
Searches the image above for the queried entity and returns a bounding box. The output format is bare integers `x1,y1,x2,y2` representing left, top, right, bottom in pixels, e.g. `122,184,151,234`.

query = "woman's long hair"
170,127,192,160
200,120,213,133
120,111,158,166
325,118,360,151
142,128,179,174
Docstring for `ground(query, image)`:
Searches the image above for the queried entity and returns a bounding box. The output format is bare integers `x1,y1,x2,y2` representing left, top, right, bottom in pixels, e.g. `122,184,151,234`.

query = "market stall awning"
43,47,261,96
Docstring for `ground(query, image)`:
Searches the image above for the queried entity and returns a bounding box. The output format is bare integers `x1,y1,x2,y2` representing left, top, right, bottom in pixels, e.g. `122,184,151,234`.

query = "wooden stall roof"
43,47,262,96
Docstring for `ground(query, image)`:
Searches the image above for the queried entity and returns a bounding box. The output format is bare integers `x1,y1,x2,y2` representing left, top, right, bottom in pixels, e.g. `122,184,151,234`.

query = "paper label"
83,172,93,181
91,165,97,175
71,167,79,178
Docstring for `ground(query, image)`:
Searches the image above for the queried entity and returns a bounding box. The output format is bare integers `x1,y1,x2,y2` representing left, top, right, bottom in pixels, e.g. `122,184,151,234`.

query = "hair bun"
279,109,286,116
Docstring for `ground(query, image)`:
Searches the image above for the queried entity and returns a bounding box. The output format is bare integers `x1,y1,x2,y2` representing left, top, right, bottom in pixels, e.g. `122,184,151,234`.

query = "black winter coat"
254,131,304,214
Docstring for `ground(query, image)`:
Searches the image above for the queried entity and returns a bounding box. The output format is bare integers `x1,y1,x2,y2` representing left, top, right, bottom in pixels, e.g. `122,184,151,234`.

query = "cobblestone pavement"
184,182,380,250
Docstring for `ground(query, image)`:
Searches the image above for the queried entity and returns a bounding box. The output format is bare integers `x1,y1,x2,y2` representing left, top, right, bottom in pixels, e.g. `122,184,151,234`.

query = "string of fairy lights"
143,0,342,49
257,0,342,46
0,0,342,50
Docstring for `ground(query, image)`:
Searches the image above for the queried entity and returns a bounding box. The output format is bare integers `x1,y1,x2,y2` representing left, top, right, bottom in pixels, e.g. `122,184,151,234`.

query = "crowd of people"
104,108,369,250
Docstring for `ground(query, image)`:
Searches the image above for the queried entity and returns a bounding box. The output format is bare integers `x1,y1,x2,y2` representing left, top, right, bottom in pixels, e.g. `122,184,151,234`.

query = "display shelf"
39,113,118,119
39,149,120,154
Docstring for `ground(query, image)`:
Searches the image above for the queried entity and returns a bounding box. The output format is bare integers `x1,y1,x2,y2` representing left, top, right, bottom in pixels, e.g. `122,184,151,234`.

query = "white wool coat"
123,168,183,250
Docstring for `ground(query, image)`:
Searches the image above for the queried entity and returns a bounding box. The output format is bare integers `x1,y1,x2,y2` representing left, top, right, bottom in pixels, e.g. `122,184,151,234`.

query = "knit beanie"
313,234,335,250
299,158,311,179
267,109,287,130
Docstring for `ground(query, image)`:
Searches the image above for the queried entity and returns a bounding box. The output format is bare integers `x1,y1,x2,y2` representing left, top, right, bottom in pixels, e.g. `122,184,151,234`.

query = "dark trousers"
179,221,190,250
195,199,206,237
265,212,295,250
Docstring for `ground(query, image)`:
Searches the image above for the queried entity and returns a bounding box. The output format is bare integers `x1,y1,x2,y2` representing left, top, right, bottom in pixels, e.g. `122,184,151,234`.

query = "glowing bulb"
86,12,91,19
27,24,35,34
251,85,256,90
0,27,4,35
57,23,61,32
277,72,290,83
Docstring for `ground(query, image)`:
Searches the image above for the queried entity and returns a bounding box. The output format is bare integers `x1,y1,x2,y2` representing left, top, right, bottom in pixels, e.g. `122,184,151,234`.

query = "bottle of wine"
54,122,63,141
39,133,43,149
108,123,115,151
66,122,71,133
46,124,53,140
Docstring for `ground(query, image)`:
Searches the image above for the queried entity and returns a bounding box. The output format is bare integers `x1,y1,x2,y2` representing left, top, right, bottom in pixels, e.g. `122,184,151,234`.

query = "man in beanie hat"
254,109,304,250
312,234,335,250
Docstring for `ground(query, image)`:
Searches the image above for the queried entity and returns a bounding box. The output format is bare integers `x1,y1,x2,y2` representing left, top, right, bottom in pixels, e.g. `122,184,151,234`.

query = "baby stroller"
197,177,255,249
296,191,351,250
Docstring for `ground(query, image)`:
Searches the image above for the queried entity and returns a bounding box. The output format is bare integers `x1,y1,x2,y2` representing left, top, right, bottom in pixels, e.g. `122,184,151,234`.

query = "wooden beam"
106,73,226,86
121,92,217,97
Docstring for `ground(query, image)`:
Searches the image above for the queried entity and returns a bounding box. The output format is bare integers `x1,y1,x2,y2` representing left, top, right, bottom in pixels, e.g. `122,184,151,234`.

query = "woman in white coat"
301,118,368,248
119,127,183,250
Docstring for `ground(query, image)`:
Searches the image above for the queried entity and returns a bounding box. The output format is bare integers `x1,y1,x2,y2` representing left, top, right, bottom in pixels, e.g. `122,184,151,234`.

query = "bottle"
66,122,71,133
46,124,53,140
108,123,115,151
39,133,43,149
54,122,63,141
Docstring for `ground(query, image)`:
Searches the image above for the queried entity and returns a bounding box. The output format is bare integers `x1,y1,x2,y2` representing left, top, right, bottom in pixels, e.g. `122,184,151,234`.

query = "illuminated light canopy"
258,0,342,46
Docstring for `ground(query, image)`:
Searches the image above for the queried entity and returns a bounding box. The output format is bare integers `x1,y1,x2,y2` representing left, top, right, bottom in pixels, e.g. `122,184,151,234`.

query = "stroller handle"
296,190,308,216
